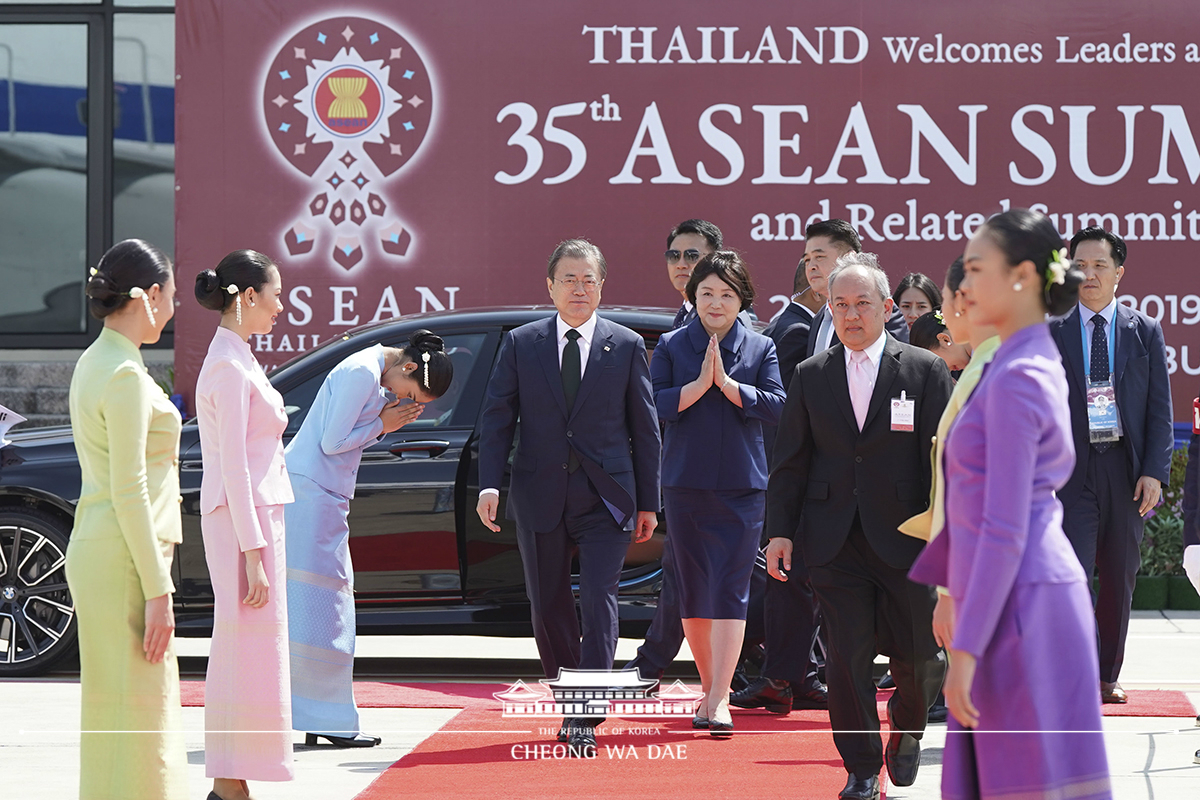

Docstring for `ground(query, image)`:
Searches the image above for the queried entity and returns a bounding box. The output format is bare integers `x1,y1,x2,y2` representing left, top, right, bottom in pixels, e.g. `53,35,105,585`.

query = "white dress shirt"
556,313,597,377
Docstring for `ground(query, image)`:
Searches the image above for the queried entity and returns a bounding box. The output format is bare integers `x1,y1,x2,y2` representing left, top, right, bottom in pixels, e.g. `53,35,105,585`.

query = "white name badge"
891,391,915,432
1086,377,1120,443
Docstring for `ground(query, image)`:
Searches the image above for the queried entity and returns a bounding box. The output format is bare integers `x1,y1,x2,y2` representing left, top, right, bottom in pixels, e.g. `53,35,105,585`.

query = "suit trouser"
1062,441,1143,684
809,522,944,777
627,534,686,680
516,467,630,680
762,548,822,687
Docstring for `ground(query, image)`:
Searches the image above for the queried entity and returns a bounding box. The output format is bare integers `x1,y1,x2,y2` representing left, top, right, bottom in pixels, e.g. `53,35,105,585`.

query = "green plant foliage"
1138,446,1190,577
155,365,175,398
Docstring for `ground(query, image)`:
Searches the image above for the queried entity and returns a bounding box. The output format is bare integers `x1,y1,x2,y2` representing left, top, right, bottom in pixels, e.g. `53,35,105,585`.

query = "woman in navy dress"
651,251,786,737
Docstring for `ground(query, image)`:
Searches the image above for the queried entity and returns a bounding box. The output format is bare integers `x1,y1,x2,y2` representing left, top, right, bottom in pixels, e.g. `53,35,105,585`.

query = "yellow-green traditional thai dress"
900,335,1003,545
65,326,188,800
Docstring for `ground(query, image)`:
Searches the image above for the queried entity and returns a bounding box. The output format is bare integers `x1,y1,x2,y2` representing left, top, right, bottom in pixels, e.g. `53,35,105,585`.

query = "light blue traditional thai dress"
285,345,387,735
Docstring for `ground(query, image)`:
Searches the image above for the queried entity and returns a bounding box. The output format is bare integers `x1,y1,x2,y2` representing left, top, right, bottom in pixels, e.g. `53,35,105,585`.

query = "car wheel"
0,507,78,677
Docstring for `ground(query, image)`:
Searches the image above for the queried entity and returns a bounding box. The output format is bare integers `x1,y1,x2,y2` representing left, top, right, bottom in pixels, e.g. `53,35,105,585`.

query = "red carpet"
352,703,855,800
176,680,1196,799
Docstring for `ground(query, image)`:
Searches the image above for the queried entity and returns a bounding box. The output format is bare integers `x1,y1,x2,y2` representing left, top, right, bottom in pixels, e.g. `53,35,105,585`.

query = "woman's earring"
1013,282,1023,292
247,297,256,307
225,284,241,325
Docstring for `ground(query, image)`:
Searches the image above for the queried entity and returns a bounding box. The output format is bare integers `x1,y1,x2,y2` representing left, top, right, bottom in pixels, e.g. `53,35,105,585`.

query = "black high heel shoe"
305,732,382,747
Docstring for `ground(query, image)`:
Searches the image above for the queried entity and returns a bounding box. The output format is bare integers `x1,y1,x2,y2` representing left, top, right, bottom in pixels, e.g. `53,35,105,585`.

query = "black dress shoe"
886,728,921,786
730,664,752,694
557,718,570,742
567,724,597,757
877,671,895,690
729,677,792,714
305,732,382,747
691,714,709,729
708,718,733,738
791,682,829,710
838,773,880,800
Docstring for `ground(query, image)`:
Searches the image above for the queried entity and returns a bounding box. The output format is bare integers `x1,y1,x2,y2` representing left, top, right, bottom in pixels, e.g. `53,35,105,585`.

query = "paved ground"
1,612,1197,799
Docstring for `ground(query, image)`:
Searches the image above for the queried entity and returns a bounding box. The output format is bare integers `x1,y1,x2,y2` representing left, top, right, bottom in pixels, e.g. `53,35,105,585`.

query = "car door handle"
389,440,451,458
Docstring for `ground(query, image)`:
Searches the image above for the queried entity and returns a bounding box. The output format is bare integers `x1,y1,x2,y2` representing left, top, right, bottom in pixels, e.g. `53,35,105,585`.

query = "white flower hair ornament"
1045,247,1069,294
128,286,156,328
421,351,431,388
225,283,241,325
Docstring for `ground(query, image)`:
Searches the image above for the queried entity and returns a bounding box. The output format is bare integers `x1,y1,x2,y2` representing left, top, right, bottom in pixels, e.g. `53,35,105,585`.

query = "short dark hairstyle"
195,249,278,313
1069,226,1127,267
804,218,861,253
401,329,454,398
892,272,943,310
685,250,755,312
547,238,607,281
793,260,810,294
86,239,173,320
944,256,965,294
980,208,1083,317
666,218,722,250
909,311,947,351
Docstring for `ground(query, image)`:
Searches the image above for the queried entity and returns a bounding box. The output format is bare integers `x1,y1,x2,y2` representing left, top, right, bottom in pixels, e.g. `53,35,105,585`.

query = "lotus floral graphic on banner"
262,16,433,270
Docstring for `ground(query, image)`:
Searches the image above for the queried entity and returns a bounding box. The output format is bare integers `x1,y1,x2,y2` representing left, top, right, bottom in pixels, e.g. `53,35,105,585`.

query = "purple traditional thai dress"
909,323,1112,800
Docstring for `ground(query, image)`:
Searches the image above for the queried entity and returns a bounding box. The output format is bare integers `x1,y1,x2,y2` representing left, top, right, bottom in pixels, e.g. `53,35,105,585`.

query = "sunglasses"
665,248,703,265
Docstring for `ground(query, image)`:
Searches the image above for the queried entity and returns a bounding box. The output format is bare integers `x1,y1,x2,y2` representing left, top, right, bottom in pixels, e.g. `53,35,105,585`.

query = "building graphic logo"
262,16,433,270
494,669,704,718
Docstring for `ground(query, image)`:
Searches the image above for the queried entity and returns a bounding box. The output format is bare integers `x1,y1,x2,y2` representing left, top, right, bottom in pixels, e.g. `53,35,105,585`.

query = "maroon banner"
175,1,1200,420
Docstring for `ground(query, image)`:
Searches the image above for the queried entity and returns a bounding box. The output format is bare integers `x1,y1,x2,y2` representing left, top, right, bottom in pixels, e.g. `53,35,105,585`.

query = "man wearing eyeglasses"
477,239,662,757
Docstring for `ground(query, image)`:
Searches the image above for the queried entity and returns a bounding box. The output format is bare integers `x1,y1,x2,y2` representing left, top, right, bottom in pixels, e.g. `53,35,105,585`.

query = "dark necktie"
1090,314,1111,452
672,304,688,330
1090,314,1109,382
562,329,582,470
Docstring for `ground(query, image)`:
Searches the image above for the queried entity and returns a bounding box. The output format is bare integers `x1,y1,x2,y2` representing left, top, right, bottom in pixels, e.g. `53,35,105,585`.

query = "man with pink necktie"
765,253,953,800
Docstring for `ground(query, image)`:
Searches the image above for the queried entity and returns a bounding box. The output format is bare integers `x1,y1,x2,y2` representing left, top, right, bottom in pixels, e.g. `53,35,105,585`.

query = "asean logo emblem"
262,17,433,270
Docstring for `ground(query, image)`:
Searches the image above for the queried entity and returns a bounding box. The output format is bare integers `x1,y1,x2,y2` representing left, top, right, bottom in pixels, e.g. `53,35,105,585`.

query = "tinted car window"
281,332,487,433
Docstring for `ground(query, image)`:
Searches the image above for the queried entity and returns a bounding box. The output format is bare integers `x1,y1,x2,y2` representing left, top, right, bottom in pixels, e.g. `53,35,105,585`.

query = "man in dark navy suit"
803,219,910,358
477,239,662,754
762,261,822,381
1050,226,1173,706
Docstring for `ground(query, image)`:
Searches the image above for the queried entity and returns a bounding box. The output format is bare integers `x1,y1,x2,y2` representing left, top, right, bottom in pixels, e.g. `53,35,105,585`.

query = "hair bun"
86,273,121,307
194,268,228,311
197,269,219,294
409,329,445,353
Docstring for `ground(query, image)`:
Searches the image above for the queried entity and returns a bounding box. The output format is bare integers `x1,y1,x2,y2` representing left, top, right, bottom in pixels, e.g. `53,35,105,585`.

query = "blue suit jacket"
652,318,786,491
1185,431,1199,549
478,314,662,533
1050,303,1173,508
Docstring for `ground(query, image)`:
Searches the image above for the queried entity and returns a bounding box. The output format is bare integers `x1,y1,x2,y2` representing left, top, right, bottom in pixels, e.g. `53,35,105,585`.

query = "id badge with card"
891,391,915,432
1086,377,1120,443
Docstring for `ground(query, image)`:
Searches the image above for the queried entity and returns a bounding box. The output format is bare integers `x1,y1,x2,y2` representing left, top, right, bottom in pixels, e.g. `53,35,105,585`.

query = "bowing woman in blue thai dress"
651,251,786,737
285,330,453,747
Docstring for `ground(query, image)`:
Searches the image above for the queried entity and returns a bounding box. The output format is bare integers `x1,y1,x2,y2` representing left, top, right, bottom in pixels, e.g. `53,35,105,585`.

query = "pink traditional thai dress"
195,326,295,781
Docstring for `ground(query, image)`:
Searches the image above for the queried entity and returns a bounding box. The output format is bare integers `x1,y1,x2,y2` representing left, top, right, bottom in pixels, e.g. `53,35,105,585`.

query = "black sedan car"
0,306,676,676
